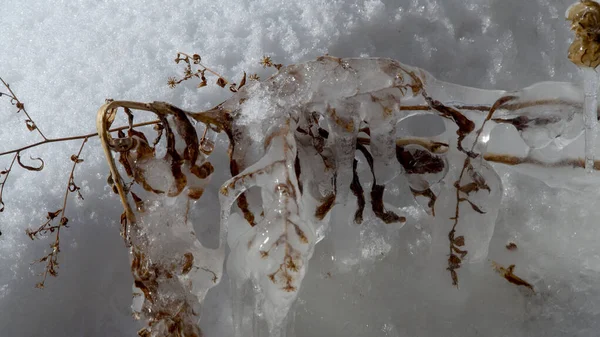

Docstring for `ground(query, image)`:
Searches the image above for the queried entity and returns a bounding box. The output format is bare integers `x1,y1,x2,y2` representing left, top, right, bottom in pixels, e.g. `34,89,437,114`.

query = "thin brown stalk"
0,153,18,212
36,137,88,288
0,76,48,141
0,120,160,157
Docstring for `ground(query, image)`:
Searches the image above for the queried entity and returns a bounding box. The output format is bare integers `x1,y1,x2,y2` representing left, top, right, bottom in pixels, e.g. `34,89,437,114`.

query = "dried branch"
28,137,88,288
169,52,232,90
0,153,17,213
0,120,160,158
0,76,48,140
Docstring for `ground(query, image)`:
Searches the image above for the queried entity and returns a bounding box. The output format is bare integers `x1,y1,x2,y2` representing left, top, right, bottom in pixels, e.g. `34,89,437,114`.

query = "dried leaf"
492,262,534,291
118,151,134,178
371,184,406,224
70,154,83,163
47,209,62,220
315,193,336,220
108,136,135,152
25,119,37,131
107,174,119,194
152,123,164,147
68,178,80,193
427,98,475,133
396,146,445,174
131,192,145,212
356,143,406,224
451,245,468,259
190,161,214,179
459,182,479,195
506,242,518,251
128,129,155,161
469,170,490,192
448,254,461,269
294,153,303,194
229,159,256,226
450,269,458,286
410,187,437,216
120,212,128,241
182,252,194,274
187,188,204,200
349,159,365,224
161,117,186,197
170,105,199,164
291,221,308,244
463,198,486,214
216,77,227,88
17,153,44,171
454,236,465,247
238,71,247,89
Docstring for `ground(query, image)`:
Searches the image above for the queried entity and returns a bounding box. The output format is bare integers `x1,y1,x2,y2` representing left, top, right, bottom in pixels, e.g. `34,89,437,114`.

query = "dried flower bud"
567,0,600,67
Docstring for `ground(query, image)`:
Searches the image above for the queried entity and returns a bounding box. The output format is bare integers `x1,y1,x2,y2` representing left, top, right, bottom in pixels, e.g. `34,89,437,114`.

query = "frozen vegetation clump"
5,2,600,335
90,53,595,336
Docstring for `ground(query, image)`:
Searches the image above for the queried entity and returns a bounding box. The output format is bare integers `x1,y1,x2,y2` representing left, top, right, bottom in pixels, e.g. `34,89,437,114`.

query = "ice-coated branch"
0,50,592,336
91,54,598,336
567,0,600,172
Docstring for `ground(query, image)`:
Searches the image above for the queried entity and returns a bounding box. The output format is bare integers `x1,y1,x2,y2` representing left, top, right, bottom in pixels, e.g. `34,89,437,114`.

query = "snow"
2,0,600,337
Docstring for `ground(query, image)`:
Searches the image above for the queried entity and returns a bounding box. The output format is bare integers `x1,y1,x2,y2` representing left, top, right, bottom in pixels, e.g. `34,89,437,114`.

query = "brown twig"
0,153,17,212
0,76,48,141
169,52,232,90
29,137,88,288
0,120,160,157
445,96,517,287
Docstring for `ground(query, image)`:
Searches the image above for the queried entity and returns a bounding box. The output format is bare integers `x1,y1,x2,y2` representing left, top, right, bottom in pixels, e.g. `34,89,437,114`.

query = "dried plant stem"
97,101,152,229
0,153,17,212
483,153,600,170
400,99,587,113
1,98,585,159
177,52,229,83
445,96,516,286
37,137,87,288
0,120,160,157
0,76,48,141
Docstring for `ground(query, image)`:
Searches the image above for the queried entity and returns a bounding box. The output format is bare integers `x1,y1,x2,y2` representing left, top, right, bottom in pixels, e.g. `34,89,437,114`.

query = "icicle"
325,101,359,204
582,67,599,172
230,278,245,337
566,0,600,172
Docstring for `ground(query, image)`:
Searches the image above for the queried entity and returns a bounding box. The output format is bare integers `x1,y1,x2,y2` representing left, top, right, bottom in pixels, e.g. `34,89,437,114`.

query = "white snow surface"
1,0,598,336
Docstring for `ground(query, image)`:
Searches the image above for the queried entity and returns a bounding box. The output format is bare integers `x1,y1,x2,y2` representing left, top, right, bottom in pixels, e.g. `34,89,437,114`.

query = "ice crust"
3,0,600,337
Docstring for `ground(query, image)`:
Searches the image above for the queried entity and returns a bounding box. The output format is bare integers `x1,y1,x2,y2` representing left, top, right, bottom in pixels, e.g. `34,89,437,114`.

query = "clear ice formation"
100,56,594,336
582,67,599,172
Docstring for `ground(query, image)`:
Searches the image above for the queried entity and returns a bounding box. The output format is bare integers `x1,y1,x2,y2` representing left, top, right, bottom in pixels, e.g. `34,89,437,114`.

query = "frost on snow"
96,55,594,336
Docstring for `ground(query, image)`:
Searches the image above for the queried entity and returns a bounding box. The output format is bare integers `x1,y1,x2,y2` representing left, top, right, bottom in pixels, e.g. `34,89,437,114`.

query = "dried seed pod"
567,1,600,67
